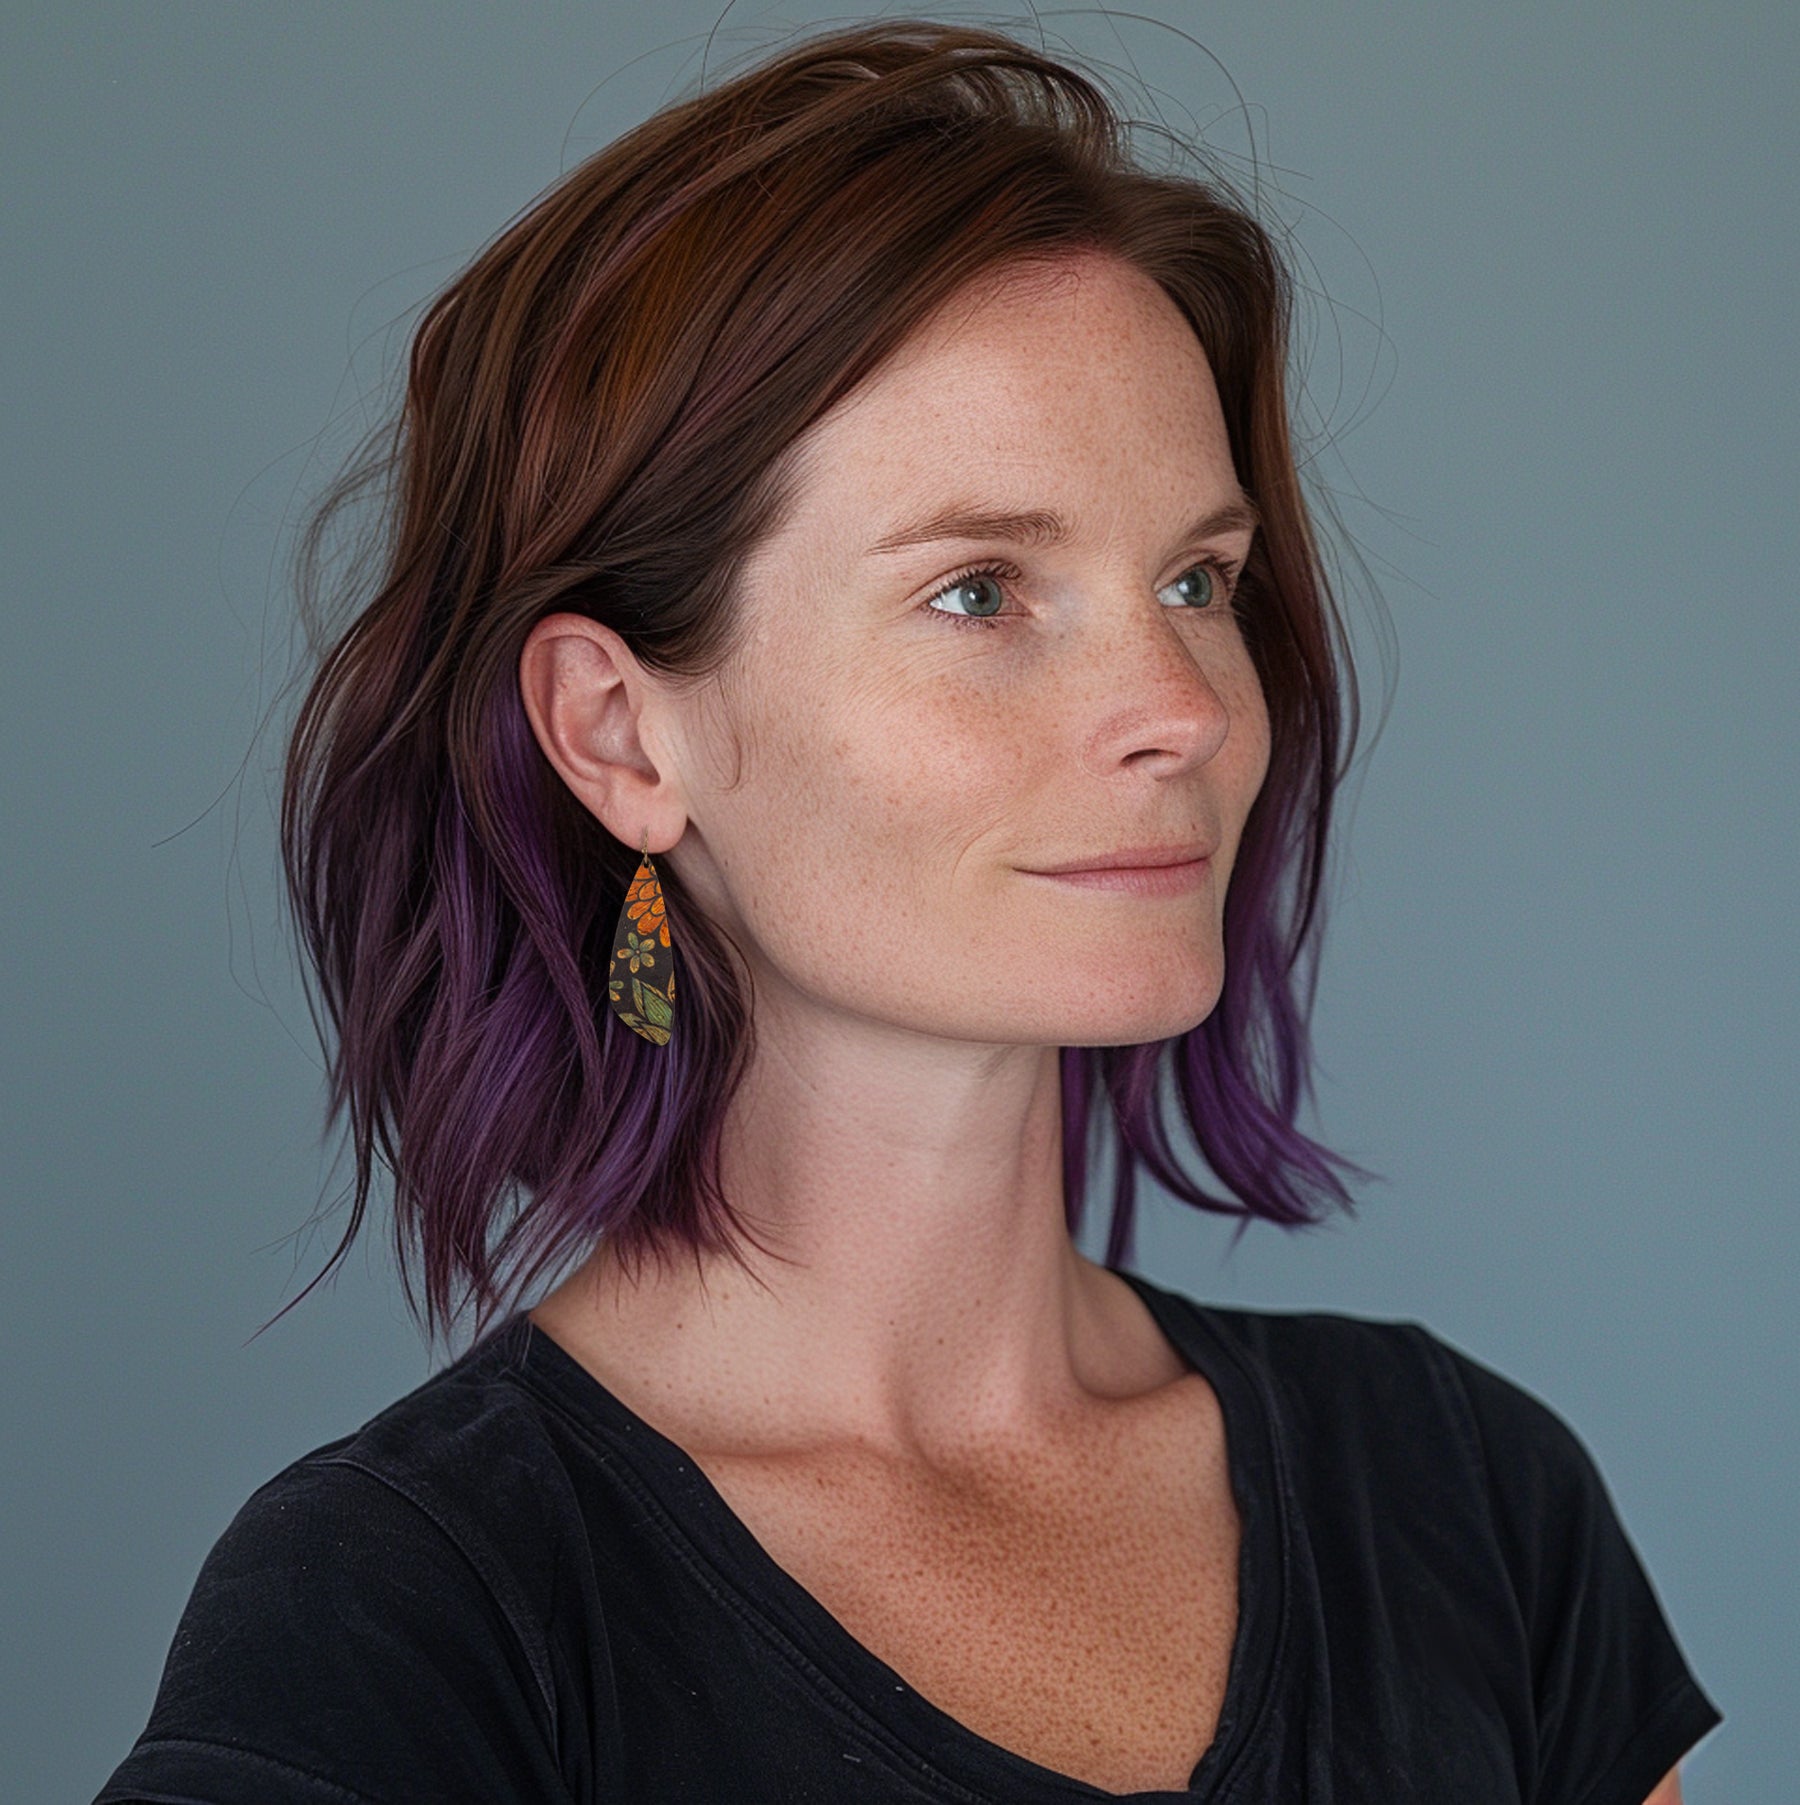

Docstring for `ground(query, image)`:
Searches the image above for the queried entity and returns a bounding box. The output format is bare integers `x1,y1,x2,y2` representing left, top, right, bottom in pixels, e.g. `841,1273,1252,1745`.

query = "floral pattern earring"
607,828,675,1045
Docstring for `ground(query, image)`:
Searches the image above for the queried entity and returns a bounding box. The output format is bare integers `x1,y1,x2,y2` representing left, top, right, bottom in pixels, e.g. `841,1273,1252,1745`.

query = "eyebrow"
865,493,1262,557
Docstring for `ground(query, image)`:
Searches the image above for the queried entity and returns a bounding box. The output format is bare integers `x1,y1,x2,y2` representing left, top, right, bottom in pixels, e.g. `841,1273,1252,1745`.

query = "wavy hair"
277,17,1377,1348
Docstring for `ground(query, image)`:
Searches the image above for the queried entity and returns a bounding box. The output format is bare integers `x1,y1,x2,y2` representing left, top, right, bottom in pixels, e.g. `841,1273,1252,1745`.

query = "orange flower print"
626,871,669,947
608,854,674,1045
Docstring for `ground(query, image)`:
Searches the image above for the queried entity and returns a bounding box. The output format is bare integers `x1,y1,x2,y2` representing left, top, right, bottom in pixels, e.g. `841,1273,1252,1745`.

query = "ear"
517,612,685,853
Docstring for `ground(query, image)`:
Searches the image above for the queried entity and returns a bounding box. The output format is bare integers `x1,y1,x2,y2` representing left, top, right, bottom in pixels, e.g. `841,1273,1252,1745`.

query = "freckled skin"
685,255,1267,1046
520,248,1267,1792
696,1374,1243,1793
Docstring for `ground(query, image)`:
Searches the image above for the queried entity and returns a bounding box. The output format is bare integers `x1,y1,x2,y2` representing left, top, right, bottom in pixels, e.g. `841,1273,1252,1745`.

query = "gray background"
5,4,1791,1798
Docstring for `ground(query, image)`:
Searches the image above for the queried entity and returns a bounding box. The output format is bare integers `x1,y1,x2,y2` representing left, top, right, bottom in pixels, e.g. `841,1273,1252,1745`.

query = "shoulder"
1145,1279,1724,1781
165,1445,550,1704
1139,1277,1605,1524
215,1317,583,1644
97,1321,590,1802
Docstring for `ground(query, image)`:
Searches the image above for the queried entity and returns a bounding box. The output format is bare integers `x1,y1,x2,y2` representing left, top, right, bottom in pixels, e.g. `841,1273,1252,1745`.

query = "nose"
1071,601,1240,778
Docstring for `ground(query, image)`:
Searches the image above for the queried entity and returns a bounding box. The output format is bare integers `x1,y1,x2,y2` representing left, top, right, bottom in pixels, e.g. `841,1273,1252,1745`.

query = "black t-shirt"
96,1269,1722,1804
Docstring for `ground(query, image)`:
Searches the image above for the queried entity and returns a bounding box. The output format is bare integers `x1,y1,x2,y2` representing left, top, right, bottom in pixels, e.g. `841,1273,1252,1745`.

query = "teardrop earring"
607,828,676,1046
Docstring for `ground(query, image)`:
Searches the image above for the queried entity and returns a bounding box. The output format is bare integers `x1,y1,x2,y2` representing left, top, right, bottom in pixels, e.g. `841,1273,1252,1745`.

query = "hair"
276,16,1378,1350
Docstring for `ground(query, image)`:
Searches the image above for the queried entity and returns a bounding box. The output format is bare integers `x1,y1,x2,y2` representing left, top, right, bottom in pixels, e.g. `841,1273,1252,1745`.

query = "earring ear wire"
607,826,675,1045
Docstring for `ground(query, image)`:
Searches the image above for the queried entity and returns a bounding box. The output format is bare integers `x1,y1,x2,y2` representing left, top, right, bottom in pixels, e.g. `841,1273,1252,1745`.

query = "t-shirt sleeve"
1434,1339,1723,1805
94,1455,574,1805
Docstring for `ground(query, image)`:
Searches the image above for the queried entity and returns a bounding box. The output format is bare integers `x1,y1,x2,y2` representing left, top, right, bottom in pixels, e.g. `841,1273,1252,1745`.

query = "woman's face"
664,248,1272,1049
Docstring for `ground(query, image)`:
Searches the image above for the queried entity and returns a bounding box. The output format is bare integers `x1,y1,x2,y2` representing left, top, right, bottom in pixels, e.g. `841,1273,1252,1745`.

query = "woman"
97,20,1720,1803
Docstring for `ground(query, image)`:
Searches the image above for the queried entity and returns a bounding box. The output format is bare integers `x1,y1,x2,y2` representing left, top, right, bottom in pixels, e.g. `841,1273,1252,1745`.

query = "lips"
1023,843,1212,874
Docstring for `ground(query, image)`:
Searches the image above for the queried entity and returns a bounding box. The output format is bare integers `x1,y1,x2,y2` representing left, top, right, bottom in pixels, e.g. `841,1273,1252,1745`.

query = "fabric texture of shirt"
95,1267,1722,1803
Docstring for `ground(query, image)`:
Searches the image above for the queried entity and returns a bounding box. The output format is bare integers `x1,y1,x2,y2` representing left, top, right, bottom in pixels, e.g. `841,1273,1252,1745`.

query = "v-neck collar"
504,1266,1289,1801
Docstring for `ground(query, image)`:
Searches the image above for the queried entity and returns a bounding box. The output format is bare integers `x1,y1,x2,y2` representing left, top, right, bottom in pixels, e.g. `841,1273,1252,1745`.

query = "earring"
607,827,675,1046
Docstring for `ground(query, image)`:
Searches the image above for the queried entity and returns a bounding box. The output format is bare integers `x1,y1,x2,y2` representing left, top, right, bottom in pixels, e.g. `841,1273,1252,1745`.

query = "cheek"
676,572,1048,1020
714,657,1026,968
815,679,1036,868
1207,632,1271,822
1236,660,1273,806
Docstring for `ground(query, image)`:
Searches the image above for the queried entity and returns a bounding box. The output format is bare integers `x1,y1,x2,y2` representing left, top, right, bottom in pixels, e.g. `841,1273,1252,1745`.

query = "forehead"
775,254,1236,543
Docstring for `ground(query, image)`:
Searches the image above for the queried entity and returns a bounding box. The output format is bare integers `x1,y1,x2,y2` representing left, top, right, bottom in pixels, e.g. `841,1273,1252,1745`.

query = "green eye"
924,564,1017,631
939,574,1006,618
924,554,1245,634
1170,563,1219,607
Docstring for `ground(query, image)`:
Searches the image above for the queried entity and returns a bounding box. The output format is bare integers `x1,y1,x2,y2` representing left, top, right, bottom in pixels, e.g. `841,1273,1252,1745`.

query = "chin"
1049,978,1225,1047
